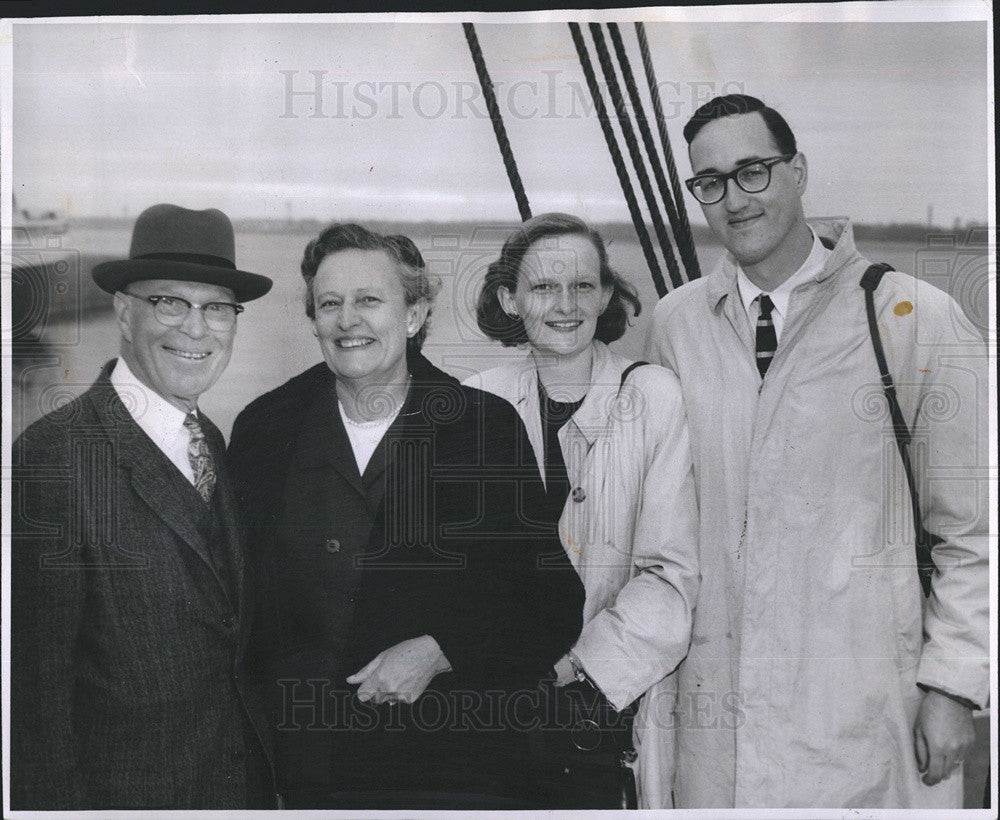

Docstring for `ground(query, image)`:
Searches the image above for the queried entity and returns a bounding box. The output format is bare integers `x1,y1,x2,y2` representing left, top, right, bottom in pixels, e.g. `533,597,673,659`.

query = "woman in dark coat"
227,224,584,809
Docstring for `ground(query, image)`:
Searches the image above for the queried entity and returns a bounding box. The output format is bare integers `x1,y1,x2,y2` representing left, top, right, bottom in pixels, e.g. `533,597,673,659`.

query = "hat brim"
92,258,272,303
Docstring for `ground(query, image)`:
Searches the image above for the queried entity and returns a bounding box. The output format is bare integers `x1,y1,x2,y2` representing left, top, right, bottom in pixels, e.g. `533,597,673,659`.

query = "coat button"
571,487,586,503
324,538,341,554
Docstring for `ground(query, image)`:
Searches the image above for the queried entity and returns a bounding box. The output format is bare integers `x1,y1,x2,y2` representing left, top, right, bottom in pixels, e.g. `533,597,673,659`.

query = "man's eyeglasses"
685,154,796,205
125,292,243,331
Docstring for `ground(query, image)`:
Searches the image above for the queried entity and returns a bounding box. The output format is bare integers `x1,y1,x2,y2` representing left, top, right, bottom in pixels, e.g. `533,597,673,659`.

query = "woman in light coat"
463,213,700,808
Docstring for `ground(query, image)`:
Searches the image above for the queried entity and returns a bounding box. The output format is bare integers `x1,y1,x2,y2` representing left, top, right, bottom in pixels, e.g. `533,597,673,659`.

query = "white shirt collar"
110,357,196,482
736,228,831,322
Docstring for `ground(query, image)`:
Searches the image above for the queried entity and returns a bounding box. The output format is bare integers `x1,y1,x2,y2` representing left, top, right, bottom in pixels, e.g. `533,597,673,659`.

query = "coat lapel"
776,221,863,361
203,414,244,612
510,361,545,485
293,380,367,502
89,367,232,603
560,343,617,441
360,427,392,514
357,386,423,518
353,362,447,514
706,257,755,355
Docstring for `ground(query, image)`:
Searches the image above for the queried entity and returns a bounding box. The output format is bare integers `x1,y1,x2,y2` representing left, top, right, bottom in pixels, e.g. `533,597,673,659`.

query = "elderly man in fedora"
10,204,275,809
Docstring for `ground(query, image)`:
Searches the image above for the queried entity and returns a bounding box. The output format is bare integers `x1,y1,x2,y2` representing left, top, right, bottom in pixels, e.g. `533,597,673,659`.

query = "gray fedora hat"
91,204,272,302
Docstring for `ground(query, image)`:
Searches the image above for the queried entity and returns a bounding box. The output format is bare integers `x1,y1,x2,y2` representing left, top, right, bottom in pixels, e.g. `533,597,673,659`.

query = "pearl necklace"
339,377,410,428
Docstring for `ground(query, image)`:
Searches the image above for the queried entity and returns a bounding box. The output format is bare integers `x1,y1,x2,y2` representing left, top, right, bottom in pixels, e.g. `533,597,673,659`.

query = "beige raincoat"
649,218,989,808
465,341,699,808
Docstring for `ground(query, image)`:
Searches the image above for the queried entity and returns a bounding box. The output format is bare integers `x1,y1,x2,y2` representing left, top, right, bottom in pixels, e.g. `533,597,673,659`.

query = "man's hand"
912,688,975,786
347,635,451,705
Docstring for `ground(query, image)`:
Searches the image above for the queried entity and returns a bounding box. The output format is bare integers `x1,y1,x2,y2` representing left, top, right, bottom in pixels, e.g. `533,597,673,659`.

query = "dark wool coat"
10,361,272,810
227,352,585,804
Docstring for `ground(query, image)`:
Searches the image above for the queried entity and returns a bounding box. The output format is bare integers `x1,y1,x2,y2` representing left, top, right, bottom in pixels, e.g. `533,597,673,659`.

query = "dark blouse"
538,379,585,521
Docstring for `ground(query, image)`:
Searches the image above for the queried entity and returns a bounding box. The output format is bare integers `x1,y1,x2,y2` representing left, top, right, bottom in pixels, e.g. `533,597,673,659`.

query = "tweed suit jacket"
10,360,270,809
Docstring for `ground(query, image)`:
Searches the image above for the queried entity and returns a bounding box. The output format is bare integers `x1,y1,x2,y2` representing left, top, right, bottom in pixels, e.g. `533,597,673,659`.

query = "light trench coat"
465,341,700,808
649,218,989,808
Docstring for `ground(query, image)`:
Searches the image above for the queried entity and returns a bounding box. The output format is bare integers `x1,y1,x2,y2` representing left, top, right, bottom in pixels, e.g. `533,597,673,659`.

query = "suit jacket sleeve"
11,423,90,809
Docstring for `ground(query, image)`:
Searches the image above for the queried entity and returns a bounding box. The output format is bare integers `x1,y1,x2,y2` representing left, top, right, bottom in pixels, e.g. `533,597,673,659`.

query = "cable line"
463,22,533,222
568,22,667,298
607,22,691,284
590,23,683,292
634,22,701,280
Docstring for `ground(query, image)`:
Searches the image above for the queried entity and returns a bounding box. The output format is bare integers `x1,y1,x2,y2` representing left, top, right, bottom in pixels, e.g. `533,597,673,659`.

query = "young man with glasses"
649,95,988,809
10,204,276,809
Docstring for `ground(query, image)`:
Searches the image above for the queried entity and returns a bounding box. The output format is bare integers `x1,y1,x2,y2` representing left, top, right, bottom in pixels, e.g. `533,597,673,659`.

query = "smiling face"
499,233,611,360
114,278,237,411
689,111,810,284
311,248,427,389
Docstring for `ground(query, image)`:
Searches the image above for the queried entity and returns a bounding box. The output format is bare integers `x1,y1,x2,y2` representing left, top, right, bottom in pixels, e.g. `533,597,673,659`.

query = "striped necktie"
755,294,778,378
183,412,216,503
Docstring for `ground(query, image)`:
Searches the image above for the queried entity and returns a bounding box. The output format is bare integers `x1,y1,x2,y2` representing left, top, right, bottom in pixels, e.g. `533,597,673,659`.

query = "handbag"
526,677,638,809
860,263,940,596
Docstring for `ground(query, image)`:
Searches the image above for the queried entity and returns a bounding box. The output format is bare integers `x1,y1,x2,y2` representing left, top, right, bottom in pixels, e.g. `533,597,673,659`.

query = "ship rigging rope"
462,23,533,222
634,21,701,280
606,22,690,286
461,21,701,295
567,22,668,298
589,23,683,292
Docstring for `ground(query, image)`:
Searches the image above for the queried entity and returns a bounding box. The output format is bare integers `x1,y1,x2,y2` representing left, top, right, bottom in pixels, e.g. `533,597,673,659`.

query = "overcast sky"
9,11,991,226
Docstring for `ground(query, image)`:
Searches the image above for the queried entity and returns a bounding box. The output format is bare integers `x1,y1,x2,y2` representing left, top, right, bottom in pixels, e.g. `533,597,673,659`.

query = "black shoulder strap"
860,263,938,597
618,361,649,392
860,264,911,447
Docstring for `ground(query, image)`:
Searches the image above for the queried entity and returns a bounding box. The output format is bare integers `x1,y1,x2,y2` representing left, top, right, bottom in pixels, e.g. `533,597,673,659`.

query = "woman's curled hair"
475,212,641,347
301,222,441,352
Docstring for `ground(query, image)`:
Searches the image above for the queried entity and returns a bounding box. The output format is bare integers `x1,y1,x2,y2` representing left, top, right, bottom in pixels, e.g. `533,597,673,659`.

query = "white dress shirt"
110,358,197,485
736,228,831,342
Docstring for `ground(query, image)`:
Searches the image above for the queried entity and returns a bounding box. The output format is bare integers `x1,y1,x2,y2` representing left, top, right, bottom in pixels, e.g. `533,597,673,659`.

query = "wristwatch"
568,651,594,688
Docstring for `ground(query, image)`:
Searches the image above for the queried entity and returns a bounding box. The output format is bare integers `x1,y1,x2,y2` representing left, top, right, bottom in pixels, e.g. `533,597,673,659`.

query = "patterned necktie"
183,412,216,503
755,294,778,378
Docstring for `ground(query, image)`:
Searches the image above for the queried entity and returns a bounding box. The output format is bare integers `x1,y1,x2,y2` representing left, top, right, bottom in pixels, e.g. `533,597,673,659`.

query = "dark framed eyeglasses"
685,154,796,205
125,292,243,331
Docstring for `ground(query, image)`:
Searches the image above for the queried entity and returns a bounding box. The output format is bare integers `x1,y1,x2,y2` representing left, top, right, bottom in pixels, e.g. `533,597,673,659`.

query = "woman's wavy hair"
301,223,441,352
476,213,641,347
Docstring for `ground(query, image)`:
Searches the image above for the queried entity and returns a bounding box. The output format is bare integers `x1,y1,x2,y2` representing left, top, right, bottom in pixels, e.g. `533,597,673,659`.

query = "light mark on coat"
561,531,580,555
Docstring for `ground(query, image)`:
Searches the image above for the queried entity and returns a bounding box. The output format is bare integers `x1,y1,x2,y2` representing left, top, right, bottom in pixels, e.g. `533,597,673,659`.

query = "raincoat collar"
505,340,631,479
562,341,630,448
705,217,863,313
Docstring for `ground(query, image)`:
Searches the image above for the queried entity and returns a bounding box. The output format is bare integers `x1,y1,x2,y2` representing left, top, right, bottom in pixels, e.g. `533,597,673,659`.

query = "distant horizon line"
66,214,991,232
